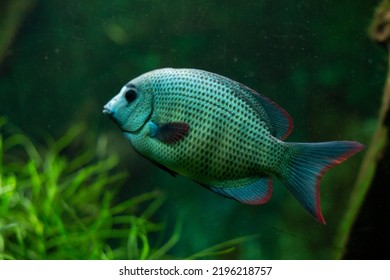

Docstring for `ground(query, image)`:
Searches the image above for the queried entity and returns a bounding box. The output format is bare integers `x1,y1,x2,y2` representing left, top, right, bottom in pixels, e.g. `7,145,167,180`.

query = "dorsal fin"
208,71,293,140
239,83,293,140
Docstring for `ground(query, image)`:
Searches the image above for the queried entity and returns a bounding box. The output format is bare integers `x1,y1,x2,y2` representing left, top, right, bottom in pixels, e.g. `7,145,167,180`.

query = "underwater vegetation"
0,117,176,260
336,0,390,259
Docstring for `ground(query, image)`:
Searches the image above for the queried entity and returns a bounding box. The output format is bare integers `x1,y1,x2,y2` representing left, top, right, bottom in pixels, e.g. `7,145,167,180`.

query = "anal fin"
199,177,273,205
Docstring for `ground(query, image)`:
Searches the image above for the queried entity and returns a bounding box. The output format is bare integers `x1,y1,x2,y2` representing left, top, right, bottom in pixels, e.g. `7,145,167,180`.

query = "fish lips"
102,105,115,120
102,105,128,132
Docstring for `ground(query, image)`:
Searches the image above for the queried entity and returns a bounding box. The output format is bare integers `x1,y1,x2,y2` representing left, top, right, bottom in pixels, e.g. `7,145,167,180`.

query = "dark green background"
0,0,383,259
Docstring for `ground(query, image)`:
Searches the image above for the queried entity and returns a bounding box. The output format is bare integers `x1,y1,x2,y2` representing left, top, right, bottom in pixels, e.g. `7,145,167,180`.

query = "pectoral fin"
149,121,190,144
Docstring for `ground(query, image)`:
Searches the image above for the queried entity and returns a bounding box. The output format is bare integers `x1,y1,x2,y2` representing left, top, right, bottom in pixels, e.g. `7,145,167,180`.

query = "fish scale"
103,67,364,224
146,69,280,181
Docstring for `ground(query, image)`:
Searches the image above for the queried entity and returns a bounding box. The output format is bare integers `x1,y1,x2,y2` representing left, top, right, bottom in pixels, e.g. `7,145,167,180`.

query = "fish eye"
125,89,137,103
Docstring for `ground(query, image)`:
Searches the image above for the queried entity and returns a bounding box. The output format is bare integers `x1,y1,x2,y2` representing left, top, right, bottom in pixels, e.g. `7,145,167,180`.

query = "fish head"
103,76,153,133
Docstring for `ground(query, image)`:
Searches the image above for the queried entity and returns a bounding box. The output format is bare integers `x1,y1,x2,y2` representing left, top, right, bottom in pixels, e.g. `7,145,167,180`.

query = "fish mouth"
102,105,122,128
102,105,112,116
103,105,117,123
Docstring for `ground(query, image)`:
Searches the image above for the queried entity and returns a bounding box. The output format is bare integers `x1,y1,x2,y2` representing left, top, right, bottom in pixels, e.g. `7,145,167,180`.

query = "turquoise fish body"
103,68,364,224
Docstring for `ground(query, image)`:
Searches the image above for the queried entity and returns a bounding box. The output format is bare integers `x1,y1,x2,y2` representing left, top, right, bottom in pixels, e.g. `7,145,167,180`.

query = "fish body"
103,68,364,224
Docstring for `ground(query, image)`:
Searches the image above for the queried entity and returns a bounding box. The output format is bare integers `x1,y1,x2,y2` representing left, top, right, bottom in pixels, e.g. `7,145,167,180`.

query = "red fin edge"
314,142,365,225
247,179,274,205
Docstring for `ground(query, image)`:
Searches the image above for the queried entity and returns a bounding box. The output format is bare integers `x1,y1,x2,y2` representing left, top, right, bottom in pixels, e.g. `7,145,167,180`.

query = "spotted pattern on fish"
103,68,364,224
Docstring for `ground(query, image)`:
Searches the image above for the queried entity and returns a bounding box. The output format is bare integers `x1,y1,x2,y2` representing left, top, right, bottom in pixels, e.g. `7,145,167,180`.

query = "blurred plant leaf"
0,118,179,260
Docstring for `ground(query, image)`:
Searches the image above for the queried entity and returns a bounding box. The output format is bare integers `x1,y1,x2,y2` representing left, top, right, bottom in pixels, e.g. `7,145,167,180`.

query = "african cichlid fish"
103,68,364,224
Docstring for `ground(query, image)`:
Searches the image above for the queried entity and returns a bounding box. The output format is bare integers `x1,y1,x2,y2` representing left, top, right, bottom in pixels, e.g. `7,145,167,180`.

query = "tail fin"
278,141,364,224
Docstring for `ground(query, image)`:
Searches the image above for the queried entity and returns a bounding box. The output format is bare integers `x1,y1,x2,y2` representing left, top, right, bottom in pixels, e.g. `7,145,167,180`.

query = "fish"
103,68,364,224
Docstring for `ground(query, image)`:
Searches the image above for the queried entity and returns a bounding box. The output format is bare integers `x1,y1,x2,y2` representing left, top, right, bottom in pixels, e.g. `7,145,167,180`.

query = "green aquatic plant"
0,117,177,260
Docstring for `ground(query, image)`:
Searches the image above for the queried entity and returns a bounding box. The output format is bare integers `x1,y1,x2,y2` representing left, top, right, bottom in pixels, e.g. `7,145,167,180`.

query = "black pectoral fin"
151,121,190,144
